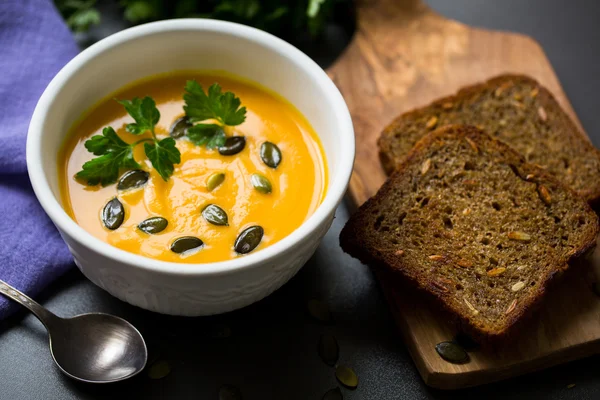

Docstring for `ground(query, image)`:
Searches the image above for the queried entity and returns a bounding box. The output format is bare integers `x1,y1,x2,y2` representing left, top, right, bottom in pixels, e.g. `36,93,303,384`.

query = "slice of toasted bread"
342,125,599,340
378,74,600,203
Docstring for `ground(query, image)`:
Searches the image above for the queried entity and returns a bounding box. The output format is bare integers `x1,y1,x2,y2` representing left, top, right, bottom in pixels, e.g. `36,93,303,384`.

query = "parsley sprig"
76,96,181,185
76,82,246,187
183,81,247,150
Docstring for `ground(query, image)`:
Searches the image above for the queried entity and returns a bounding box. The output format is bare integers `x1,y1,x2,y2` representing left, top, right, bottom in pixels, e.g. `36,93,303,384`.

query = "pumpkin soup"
60,72,328,263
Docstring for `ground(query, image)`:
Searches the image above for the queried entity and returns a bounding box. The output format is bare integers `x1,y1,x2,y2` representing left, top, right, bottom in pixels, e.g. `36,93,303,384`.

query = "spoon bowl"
50,313,147,383
0,279,147,383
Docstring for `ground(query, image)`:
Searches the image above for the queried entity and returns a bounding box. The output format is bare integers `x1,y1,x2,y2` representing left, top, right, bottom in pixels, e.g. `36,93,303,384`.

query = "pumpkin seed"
170,236,204,254
169,116,192,139
219,384,242,400
138,216,168,234
206,172,225,192
335,365,358,389
260,142,282,168
453,333,479,352
102,197,125,230
592,282,600,298
307,299,332,323
202,204,229,226
218,136,246,155
435,341,469,363
322,387,343,400
251,173,272,194
147,360,171,379
117,169,149,191
318,334,339,366
234,225,264,254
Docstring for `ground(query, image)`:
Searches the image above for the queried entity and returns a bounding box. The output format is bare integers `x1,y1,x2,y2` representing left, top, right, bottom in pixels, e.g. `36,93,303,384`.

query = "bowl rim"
26,19,355,277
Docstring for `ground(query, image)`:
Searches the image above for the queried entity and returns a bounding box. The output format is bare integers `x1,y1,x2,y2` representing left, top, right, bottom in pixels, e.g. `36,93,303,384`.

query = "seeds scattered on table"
335,365,358,389
322,387,343,400
147,360,171,379
435,341,469,364
318,334,339,366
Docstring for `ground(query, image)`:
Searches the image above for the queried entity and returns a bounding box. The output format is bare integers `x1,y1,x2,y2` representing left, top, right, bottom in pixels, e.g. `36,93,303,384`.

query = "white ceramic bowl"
27,19,354,315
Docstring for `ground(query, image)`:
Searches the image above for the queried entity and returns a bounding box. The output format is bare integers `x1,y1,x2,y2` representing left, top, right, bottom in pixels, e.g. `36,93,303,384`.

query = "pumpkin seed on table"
234,226,264,254
206,172,225,192
147,359,171,380
307,299,332,323
435,341,469,364
102,197,125,230
260,141,282,168
138,216,168,234
218,136,246,155
335,365,358,389
318,334,339,366
251,173,272,194
170,236,204,254
117,169,149,191
219,384,242,400
322,387,343,400
202,204,229,226
169,116,192,139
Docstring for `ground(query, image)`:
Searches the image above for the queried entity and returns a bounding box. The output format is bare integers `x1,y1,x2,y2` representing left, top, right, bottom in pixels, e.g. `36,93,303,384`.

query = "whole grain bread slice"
378,74,600,203
341,125,599,340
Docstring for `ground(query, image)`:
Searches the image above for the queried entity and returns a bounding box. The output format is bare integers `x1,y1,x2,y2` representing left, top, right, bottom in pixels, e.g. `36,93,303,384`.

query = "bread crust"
378,74,600,204
344,125,599,341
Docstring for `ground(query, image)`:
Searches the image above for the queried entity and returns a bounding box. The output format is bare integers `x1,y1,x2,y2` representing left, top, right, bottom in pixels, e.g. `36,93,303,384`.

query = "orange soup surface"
60,72,328,263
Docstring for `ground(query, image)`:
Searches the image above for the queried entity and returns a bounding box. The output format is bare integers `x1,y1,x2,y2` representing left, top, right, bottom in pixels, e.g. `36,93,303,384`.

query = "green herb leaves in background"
184,81,246,126
77,96,181,185
54,0,341,38
56,0,101,33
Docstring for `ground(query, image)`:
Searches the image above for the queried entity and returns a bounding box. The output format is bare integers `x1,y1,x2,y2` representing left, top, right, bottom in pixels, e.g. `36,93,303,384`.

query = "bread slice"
341,125,599,340
378,74,600,203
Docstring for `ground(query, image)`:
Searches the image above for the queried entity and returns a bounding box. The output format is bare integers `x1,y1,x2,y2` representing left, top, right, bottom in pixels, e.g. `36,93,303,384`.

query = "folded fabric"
0,0,79,318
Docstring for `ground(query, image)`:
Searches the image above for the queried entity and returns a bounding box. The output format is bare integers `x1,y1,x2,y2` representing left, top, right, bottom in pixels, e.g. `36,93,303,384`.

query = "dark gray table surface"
1,1,599,399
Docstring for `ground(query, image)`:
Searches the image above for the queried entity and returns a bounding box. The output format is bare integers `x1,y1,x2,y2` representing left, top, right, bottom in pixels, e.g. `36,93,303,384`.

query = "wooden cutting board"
326,0,600,390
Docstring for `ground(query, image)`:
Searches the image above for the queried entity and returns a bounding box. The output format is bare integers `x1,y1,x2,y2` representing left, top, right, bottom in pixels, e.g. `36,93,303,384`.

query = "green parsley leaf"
84,126,132,155
118,96,160,135
186,124,226,150
76,127,139,186
144,137,181,181
183,81,246,126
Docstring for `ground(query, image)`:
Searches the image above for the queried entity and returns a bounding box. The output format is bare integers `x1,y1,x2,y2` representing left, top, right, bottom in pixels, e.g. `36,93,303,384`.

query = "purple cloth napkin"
0,0,79,318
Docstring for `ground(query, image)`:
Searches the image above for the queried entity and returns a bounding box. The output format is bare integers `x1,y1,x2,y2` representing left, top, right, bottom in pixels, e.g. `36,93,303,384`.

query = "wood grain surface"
326,0,600,390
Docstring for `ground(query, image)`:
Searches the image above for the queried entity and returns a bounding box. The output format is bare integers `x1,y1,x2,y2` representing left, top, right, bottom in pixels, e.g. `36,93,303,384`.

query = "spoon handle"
0,279,60,329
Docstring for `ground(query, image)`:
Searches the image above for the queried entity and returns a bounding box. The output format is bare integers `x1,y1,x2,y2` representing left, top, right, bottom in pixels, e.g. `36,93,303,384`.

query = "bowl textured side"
68,214,334,315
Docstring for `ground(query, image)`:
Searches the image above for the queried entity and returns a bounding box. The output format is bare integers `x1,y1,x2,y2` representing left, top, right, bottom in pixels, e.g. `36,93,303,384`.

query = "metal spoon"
0,279,147,383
